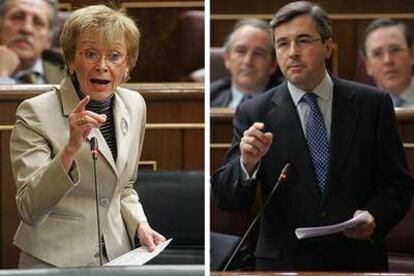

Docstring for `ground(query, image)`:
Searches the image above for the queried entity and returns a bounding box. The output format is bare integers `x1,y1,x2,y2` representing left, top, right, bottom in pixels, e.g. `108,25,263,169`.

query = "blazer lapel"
113,91,130,174
325,78,359,197
266,84,322,200
59,76,118,174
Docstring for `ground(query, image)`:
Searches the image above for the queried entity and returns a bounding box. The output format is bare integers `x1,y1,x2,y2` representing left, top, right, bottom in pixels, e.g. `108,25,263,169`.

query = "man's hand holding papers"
295,210,375,240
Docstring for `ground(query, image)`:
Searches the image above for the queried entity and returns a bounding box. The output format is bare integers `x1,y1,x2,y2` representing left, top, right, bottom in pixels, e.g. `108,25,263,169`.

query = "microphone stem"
222,210,261,271
92,153,103,266
222,163,290,271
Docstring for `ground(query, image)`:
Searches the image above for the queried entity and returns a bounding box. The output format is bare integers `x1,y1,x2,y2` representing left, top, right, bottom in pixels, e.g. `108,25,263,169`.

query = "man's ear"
45,36,53,50
362,54,373,76
411,46,414,66
223,50,231,70
269,58,278,75
324,37,334,59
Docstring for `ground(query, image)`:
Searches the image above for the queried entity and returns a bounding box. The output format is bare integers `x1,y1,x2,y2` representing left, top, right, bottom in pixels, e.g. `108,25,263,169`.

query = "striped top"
74,85,117,161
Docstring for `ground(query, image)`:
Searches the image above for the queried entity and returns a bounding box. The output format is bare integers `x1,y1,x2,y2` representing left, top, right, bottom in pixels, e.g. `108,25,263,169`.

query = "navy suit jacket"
211,76,414,271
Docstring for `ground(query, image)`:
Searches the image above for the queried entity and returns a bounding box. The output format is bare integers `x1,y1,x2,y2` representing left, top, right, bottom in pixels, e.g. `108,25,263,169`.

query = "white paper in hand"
295,211,370,239
104,238,172,266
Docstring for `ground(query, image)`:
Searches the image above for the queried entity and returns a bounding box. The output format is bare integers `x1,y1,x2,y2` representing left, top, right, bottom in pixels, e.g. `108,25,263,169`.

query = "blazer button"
319,211,327,218
99,198,110,207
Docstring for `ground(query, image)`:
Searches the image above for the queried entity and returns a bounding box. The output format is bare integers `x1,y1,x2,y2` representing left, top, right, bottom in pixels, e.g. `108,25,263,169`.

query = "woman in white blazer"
10,5,165,268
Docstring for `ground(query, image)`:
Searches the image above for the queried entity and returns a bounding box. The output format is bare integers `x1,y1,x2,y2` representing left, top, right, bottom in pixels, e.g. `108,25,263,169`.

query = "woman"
10,5,165,268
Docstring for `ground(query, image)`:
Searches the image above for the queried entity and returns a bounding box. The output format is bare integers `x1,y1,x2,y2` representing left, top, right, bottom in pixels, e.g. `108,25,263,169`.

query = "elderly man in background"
210,18,281,108
0,0,63,84
362,18,414,107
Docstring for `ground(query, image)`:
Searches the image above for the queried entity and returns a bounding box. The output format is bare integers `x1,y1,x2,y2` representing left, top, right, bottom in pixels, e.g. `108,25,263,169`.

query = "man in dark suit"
210,18,281,108
0,0,64,84
211,1,413,272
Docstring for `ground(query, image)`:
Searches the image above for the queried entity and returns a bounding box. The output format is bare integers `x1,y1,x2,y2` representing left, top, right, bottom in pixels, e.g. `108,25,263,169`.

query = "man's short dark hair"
0,0,59,36
223,17,275,59
269,1,332,42
361,18,413,57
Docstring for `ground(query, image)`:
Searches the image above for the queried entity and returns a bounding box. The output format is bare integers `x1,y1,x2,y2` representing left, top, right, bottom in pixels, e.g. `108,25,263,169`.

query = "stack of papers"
295,211,370,239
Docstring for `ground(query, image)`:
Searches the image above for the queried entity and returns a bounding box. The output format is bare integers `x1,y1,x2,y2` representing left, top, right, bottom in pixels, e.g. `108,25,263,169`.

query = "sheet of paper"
104,238,172,266
295,211,370,239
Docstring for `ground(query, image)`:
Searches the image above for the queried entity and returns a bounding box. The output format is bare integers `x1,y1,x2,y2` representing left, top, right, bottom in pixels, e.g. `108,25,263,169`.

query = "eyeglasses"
367,45,409,61
77,49,127,65
275,35,323,52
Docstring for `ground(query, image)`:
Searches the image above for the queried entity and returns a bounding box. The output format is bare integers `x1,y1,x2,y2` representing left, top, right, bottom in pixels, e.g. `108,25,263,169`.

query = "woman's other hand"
137,222,166,251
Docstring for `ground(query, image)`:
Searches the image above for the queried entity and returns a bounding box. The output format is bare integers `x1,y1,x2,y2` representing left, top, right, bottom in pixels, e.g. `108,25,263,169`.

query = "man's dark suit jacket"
42,49,65,84
210,75,283,107
211,76,414,272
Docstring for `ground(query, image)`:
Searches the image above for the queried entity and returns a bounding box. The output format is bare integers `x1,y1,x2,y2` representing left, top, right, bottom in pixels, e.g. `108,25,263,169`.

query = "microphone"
90,137,103,265
91,137,98,160
222,163,291,271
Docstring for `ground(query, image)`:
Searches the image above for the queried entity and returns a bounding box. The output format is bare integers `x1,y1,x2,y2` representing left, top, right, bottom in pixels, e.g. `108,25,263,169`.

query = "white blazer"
10,76,148,267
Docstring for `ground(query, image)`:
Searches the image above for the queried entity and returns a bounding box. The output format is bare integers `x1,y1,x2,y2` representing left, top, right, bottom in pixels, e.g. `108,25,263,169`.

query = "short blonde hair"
60,4,140,74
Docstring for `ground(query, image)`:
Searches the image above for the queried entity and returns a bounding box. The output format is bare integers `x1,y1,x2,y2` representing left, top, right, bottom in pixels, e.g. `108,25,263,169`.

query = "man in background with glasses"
362,18,414,107
0,0,63,84
212,1,413,271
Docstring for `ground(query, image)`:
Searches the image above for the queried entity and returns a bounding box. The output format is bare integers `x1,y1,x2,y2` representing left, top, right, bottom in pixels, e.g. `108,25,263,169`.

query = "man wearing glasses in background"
212,1,413,272
362,18,414,107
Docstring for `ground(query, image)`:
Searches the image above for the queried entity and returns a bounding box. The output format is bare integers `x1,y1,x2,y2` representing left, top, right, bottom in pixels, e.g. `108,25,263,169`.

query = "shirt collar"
13,59,45,79
231,86,263,101
399,77,414,103
288,70,333,105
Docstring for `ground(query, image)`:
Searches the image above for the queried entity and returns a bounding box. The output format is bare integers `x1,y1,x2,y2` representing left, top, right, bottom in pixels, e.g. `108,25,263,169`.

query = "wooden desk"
0,83,204,124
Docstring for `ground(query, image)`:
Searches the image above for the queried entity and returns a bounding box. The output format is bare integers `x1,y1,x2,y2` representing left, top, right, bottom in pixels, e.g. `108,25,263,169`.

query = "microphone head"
278,163,291,182
90,137,98,151
90,137,98,159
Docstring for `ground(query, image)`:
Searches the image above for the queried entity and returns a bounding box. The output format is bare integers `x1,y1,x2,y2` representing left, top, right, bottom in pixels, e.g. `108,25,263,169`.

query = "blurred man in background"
363,18,414,107
210,18,281,108
0,0,63,84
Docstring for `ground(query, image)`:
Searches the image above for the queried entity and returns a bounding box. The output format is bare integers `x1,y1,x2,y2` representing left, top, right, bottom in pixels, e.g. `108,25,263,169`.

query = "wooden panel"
0,128,18,269
184,128,204,169
57,1,204,82
0,83,204,125
211,0,414,14
211,2,414,81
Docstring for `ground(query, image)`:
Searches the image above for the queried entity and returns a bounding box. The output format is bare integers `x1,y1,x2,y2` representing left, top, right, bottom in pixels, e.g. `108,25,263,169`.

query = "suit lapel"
113,90,130,174
43,59,64,84
325,78,359,198
59,76,118,175
266,84,322,200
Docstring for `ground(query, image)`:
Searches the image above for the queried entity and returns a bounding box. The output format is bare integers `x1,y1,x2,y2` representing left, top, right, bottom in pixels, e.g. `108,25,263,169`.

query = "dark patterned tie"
240,94,252,104
302,92,330,193
18,72,38,84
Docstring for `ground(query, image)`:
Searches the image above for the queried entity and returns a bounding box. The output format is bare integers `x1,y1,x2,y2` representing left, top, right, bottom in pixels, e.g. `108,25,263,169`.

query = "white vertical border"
204,0,211,275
